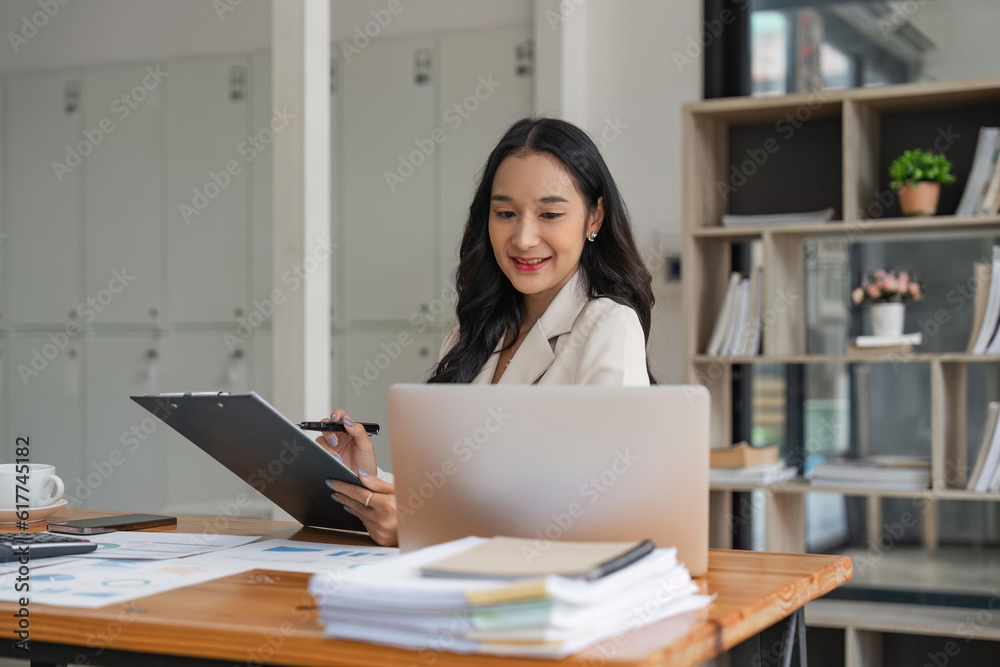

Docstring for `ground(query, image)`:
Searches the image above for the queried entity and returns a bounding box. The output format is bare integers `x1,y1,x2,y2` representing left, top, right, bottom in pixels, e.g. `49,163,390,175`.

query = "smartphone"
47,514,177,535
299,421,380,436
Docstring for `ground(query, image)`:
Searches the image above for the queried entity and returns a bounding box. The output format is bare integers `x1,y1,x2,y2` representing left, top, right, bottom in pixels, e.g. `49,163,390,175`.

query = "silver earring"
587,232,597,242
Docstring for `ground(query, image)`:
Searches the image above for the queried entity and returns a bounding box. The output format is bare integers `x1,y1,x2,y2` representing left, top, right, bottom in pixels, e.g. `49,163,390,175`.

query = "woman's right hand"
315,409,378,478
316,409,399,546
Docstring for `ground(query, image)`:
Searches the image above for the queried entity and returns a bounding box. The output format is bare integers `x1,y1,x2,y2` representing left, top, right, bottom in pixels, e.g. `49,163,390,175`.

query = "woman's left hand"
328,470,398,547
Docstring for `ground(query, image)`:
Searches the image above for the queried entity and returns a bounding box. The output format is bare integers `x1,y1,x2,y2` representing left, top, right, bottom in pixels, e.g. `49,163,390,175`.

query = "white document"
974,246,1000,353
183,539,399,574
320,594,713,659
309,537,681,613
0,556,255,609
65,532,260,560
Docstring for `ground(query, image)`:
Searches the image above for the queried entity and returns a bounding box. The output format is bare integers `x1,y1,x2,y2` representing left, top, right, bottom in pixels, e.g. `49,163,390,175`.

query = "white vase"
870,302,906,337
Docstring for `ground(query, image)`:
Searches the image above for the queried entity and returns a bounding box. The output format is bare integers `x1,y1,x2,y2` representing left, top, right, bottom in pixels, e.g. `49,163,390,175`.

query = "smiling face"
488,151,603,313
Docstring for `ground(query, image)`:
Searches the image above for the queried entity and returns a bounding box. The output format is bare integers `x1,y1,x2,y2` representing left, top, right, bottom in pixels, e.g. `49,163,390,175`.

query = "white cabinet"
250,53,273,311
83,64,164,326
342,36,435,323
84,335,165,512
5,71,83,326
438,27,534,308
252,328,272,403
341,329,443,470
330,52,342,327
0,79,5,330
165,56,250,324
159,334,251,509
4,335,83,498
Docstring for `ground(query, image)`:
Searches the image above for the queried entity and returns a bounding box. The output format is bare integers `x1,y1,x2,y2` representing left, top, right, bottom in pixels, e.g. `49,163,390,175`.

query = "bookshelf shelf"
685,78,1000,639
692,354,1000,365
691,215,1000,240
709,480,1000,502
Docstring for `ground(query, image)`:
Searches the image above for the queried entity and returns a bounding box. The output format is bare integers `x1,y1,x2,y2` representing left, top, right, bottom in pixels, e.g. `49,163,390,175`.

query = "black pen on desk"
300,421,380,436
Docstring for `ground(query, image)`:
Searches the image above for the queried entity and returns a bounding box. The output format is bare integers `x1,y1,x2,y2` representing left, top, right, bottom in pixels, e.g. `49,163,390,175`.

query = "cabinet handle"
420,347,429,358
229,65,247,101
65,80,80,114
413,48,432,85
516,39,534,77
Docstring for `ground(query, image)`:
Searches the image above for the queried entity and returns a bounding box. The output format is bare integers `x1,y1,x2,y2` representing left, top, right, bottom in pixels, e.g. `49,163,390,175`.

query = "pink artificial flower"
909,282,922,301
874,269,888,280
852,287,864,306
866,284,882,300
882,274,898,292
897,272,910,293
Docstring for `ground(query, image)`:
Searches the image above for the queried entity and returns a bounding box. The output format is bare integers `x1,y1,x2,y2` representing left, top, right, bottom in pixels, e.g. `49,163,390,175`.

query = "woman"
321,117,655,546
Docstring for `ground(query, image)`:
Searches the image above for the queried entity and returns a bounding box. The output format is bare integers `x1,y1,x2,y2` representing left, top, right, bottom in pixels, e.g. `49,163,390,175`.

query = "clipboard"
130,391,365,533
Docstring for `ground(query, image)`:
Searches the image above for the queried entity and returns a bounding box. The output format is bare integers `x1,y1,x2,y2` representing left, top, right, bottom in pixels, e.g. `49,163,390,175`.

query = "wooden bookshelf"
683,78,1000,631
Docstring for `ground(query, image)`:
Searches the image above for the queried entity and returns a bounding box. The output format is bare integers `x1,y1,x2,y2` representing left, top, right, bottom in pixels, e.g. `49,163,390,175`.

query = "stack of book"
709,442,797,485
308,536,712,659
721,207,835,227
967,402,1000,493
955,128,1000,217
968,246,1000,354
848,333,923,356
810,456,931,490
705,243,764,357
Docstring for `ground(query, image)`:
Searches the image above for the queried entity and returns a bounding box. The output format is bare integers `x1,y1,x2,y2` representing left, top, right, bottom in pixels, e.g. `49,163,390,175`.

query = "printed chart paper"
0,557,255,608
66,532,260,560
183,539,399,573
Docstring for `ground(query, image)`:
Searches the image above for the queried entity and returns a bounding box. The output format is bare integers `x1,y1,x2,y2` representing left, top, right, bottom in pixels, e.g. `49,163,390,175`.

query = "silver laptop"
387,384,709,576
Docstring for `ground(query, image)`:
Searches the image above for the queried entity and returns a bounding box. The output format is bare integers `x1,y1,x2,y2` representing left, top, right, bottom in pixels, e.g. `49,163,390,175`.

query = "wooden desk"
2,508,851,666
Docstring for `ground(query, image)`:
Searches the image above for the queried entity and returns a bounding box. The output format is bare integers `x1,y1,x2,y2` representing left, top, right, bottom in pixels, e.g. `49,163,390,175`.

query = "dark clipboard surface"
130,392,365,533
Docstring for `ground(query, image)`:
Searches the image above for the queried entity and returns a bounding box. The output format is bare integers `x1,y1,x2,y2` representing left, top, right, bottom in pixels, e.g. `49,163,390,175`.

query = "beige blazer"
439,270,650,386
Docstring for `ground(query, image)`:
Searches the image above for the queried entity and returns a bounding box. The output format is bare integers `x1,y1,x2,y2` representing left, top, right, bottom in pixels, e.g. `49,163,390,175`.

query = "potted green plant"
851,270,923,337
889,149,956,216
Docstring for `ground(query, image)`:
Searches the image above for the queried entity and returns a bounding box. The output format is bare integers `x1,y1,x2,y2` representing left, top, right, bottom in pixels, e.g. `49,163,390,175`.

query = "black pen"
299,421,380,436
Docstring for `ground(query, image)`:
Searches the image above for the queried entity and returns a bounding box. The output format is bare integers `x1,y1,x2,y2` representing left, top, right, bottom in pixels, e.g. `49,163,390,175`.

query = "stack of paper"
811,457,931,490
308,536,712,658
710,461,798,485
848,333,924,355
721,207,835,227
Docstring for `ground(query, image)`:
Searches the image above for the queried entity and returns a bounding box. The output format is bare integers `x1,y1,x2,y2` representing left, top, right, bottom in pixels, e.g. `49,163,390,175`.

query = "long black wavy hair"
426,117,656,384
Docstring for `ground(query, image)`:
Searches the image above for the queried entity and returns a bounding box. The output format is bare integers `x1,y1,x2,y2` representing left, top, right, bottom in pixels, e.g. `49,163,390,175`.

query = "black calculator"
0,533,99,562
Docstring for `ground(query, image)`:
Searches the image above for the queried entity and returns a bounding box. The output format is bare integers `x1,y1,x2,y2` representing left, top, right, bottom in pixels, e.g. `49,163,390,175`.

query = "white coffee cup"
0,464,65,509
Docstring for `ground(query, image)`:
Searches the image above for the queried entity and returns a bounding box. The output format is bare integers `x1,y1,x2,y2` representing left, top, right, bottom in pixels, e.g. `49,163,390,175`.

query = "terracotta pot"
897,181,941,217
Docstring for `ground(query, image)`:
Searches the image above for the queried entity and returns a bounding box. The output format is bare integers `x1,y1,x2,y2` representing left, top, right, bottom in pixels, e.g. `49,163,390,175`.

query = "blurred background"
2,0,1000,665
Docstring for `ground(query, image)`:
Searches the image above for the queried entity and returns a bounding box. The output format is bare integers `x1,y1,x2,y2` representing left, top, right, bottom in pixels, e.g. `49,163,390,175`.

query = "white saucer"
0,499,69,524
